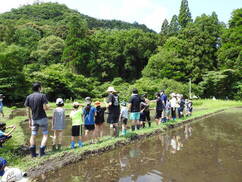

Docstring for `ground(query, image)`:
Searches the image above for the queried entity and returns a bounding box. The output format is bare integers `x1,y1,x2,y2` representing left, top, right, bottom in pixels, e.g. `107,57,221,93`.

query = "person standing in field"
170,93,177,120
106,87,120,137
83,97,96,143
119,101,129,135
160,90,167,122
70,102,83,148
52,98,65,151
129,88,142,131
0,94,5,118
155,92,163,125
143,94,151,127
24,83,49,157
94,101,106,139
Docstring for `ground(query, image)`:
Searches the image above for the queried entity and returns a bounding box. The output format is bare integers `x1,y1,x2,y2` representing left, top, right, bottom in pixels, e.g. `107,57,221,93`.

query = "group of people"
0,82,193,159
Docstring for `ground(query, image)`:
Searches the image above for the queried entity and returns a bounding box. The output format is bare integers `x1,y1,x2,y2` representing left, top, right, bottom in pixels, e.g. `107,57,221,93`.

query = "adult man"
129,88,141,131
24,83,49,157
106,87,120,137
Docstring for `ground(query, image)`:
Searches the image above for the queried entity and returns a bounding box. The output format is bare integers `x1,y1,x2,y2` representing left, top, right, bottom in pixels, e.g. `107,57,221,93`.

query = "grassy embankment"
0,99,241,171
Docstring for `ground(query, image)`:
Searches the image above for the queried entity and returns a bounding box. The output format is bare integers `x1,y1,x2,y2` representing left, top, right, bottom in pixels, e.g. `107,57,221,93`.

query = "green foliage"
199,69,242,99
168,15,180,36
160,19,169,35
31,35,65,65
178,0,192,28
24,64,95,101
218,8,242,70
0,42,28,102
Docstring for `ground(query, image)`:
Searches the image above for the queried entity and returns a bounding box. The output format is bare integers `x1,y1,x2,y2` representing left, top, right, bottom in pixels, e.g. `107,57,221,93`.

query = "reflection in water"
39,109,242,182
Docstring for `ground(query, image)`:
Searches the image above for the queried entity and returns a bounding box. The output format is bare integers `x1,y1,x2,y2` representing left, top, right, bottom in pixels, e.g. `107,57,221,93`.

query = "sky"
0,0,241,32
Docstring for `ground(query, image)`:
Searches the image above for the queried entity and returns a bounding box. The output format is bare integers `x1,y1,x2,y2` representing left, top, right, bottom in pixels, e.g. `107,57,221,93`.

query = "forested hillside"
0,1,241,103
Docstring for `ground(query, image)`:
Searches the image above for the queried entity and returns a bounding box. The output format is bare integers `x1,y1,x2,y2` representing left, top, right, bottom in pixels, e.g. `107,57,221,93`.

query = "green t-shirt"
70,109,83,126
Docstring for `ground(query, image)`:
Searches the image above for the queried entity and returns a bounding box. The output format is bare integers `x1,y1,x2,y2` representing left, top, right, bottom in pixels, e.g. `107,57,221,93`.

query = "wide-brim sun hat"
56,98,64,105
106,86,116,92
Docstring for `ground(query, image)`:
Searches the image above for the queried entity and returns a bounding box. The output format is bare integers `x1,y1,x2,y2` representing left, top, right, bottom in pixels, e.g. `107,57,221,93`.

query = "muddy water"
37,108,242,182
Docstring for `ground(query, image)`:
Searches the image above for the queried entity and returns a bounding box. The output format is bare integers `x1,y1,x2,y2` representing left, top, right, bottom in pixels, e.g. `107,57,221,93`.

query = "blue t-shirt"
161,94,167,104
0,101,3,109
83,106,96,125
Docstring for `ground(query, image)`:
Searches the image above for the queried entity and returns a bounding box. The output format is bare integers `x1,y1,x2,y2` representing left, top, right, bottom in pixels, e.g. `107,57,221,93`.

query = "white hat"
56,98,64,105
1,168,28,182
73,102,79,106
170,93,176,97
106,86,116,92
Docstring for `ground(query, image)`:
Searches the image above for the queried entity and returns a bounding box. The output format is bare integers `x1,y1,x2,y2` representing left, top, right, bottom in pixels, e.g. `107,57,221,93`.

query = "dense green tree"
199,69,241,99
178,0,192,28
218,8,242,69
31,35,65,65
178,13,223,82
0,42,28,102
160,19,169,35
168,15,180,36
62,15,95,74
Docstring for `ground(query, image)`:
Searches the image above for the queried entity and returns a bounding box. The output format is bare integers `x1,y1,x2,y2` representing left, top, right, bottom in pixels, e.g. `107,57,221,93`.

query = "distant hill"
0,2,154,32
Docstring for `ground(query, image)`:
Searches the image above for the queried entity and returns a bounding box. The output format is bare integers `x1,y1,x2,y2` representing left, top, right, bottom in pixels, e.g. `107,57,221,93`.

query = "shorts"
84,125,95,131
107,113,119,124
31,118,48,136
95,119,105,125
121,117,128,125
130,112,140,121
155,110,162,119
140,111,151,122
72,125,82,136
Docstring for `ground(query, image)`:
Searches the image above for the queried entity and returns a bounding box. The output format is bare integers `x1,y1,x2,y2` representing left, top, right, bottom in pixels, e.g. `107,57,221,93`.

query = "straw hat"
94,101,101,106
106,86,116,92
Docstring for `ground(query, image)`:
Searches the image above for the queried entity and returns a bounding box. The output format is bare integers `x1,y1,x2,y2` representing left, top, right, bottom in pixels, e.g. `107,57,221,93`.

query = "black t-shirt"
156,97,163,111
129,94,141,112
107,93,120,114
95,106,106,123
24,92,48,120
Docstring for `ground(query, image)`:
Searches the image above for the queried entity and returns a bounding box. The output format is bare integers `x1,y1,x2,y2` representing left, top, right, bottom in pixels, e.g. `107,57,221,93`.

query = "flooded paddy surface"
37,108,242,182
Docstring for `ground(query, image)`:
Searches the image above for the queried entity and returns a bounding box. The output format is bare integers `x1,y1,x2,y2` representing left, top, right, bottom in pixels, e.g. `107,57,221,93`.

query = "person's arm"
42,94,49,111
5,125,16,136
26,107,32,128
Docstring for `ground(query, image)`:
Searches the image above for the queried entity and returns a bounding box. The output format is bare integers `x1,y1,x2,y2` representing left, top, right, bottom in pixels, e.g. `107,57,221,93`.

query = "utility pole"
189,78,192,99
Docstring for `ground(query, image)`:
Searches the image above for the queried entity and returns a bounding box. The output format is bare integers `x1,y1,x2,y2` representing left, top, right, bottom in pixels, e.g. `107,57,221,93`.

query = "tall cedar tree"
168,15,180,36
61,15,91,74
160,19,169,35
178,0,192,28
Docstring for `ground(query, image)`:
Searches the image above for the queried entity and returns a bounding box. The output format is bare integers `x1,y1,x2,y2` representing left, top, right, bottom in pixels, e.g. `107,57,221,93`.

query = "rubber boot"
131,125,135,131
70,141,75,149
78,140,83,147
39,146,46,157
57,144,62,150
29,146,38,158
114,126,119,137
142,123,146,128
136,125,140,130
52,144,57,152
148,122,151,127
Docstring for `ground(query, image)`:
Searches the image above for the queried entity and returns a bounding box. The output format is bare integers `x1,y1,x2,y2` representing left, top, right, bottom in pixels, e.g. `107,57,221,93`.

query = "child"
0,94,4,117
0,157,28,182
70,102,83,149
140,98,148,128
165,99,171,121
83,97,96,143
94,101,106,139
52,98,65,151
119,101,128,135
0,123,16,147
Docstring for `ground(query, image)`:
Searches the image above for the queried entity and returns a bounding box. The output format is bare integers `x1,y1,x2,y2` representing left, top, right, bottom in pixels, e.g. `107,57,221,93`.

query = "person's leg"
30,120,38,157
100,123,104,138
39,118,49,157
52,130,57,151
